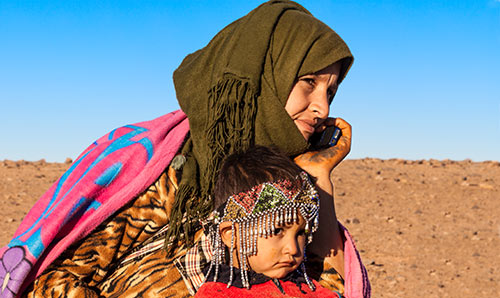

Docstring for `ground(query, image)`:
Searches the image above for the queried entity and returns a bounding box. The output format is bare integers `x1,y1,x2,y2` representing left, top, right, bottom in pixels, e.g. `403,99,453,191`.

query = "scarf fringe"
165,76,257,255
204,76,257,193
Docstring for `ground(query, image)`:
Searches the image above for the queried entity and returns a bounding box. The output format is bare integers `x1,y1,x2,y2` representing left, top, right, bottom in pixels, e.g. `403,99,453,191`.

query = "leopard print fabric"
24,166,188,298
307,248,345,296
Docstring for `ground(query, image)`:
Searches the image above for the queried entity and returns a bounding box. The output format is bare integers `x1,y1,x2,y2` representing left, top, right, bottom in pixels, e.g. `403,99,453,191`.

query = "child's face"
246,214,307,279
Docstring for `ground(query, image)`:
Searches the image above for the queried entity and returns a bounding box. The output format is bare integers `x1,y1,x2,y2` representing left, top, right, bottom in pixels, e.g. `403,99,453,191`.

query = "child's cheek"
269,247,279,258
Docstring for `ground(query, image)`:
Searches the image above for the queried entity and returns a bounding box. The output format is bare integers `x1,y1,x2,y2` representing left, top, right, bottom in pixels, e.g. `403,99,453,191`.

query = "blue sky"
1,0,499,162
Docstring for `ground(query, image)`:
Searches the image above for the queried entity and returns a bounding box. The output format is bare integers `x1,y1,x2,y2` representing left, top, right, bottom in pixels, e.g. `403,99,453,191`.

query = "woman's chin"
293,120,315,141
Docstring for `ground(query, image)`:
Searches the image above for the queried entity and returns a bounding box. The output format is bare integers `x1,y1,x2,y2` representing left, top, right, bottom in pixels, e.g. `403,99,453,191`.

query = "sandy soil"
1,158,499,297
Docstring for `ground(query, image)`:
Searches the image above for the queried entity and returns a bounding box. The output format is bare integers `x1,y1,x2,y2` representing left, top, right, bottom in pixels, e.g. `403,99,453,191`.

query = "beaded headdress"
205,171,320,289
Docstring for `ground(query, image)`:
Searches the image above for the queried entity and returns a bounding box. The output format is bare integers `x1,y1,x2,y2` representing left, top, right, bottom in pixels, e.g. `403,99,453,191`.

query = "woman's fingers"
333,117,352,155
333,117,351,140
294,117,352,178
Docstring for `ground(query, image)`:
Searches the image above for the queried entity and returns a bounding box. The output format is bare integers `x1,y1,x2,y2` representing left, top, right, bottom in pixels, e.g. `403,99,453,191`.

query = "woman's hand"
294,117,351,278
294,117,352,179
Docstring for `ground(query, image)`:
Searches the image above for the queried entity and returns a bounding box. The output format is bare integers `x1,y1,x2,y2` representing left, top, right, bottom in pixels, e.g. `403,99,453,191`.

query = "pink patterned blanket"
0,110,189,297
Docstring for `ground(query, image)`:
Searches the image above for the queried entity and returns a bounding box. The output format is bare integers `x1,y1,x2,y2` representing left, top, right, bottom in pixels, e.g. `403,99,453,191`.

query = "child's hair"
213,146,303,210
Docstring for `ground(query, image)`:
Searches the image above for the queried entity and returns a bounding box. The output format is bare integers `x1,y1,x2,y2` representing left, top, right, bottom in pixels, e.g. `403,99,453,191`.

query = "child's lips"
277,261,296,268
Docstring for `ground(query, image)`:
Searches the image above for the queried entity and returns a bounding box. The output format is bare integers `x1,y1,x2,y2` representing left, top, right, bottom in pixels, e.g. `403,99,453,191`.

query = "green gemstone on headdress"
252,184,291,214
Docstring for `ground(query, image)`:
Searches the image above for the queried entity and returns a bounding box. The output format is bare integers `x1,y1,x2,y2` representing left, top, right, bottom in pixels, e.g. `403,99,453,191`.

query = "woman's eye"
327,86,338,103
301,78,315,86
327,90,334,103
298,229,306,237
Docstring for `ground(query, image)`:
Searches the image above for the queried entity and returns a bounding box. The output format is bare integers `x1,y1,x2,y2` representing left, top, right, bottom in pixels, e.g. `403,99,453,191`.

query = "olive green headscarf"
165,0,353,253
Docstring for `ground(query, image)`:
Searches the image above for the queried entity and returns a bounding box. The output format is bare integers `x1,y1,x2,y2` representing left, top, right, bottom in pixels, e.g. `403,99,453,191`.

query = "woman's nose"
309,90,330,119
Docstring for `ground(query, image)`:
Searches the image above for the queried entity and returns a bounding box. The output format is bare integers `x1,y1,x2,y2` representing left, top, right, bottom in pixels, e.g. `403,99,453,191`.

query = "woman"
0,1,369,297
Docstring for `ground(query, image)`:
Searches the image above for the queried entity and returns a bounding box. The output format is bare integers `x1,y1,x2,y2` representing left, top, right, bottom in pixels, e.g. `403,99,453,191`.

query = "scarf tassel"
164,76,258,255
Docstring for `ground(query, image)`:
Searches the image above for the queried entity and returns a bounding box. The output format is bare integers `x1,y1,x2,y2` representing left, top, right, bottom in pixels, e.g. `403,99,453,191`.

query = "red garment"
195,279,340,298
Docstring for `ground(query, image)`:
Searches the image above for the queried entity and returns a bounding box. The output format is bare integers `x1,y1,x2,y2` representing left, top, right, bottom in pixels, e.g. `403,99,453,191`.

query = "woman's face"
285,62,342,141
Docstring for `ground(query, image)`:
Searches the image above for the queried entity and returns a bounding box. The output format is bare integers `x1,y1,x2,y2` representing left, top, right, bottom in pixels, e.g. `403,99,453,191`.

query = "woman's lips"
294,119,316,138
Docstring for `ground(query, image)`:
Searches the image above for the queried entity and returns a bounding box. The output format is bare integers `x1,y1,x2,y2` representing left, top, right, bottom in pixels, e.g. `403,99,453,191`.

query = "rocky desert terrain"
1,158,499,297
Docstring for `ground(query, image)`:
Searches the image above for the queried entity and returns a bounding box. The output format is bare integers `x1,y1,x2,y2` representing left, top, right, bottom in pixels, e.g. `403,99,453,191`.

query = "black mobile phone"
310,126,342,149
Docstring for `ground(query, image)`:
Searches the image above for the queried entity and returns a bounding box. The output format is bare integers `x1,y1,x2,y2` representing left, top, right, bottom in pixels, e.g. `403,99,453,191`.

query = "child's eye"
273,228,284,236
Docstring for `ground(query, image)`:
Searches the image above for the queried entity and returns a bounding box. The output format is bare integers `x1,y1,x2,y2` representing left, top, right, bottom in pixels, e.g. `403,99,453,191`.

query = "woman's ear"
219,221,234,248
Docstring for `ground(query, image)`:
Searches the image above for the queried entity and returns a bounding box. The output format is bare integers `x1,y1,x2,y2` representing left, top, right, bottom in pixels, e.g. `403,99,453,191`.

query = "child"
195,146,341,297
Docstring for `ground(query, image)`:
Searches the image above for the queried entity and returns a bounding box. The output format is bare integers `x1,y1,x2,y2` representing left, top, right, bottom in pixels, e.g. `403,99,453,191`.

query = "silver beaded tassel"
238,221,250,288
227,221,235,287
203,222,224,286
213,224,222,282
301,262,316,291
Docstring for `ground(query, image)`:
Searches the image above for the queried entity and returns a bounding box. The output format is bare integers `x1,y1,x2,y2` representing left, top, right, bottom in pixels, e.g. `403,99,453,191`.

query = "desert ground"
1,157,499,297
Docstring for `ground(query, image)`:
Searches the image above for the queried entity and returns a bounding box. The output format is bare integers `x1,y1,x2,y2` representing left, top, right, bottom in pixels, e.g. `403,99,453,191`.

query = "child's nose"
283,238,301,256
